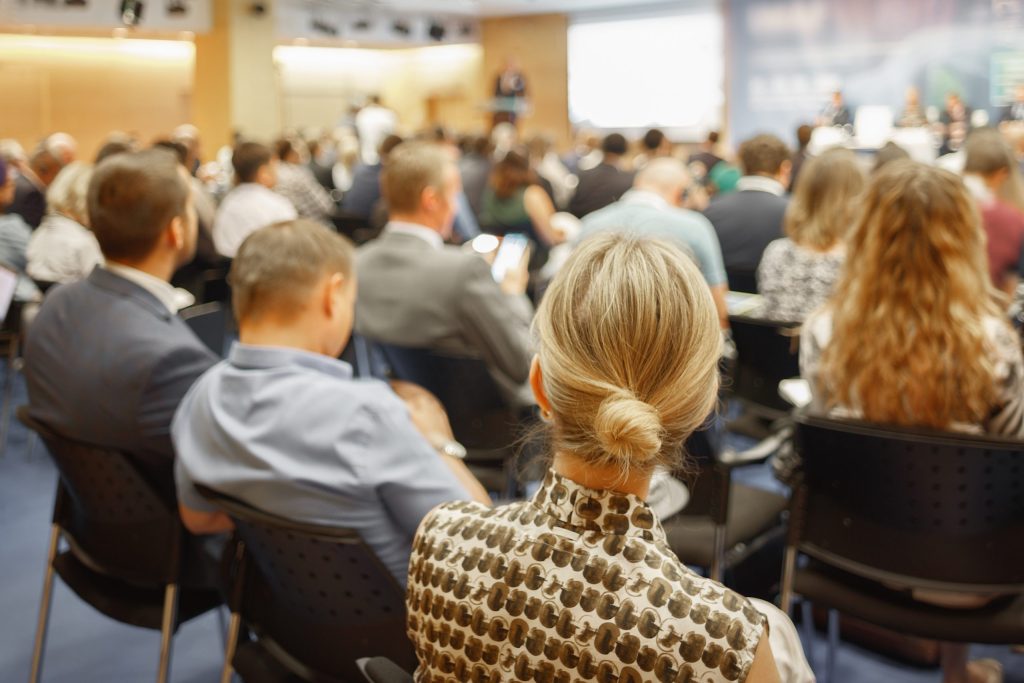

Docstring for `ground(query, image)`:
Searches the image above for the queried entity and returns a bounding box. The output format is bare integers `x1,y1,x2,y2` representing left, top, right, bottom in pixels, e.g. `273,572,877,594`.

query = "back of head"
273,138,297,163
642,129,666,153
232,141,272,184
95,135,137,164
785,148,864,249
88,148,189,261
738,134,790,176
533,233,720,475
601,133,628,157
633,157,689,198
872,141,910,173
379,134,405,163
825,160,999,428
707,130,720,145
230,219,354,323
46,161,94,225
964,128,1015,176
381,141,448,214
151,139,188,167
796,124,813,148
490,149,533,198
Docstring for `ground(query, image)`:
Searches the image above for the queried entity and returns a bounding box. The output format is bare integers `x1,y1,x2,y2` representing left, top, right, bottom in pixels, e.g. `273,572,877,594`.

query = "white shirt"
26,213,104,285
104,262,193,313
355,104,398,165
736,175,787,196
385,221,444,250
213,183,298,258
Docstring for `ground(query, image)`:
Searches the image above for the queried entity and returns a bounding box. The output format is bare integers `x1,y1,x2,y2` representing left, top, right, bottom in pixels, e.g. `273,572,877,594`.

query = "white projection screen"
567,9,724,139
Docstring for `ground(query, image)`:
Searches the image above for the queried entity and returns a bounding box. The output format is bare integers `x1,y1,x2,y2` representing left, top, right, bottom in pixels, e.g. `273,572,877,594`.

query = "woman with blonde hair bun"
407,233,812,683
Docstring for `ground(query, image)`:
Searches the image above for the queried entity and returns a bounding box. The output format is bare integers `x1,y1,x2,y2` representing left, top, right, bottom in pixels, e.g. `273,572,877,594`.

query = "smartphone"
491,233,529,283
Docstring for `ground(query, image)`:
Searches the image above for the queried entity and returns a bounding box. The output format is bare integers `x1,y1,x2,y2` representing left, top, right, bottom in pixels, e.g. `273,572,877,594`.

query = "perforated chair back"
729,315,800,414
792,413,1024,592
19,408,182,584
375,343,517,451
197,486,415,680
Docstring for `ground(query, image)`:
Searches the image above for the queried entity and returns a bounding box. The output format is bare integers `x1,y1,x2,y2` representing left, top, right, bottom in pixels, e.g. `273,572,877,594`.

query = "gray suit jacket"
355,229,534,403
24,267,217,496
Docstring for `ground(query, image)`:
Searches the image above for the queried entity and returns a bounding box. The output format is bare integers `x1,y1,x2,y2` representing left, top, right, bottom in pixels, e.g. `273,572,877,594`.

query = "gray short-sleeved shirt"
172,343,471,585
578,190,728,287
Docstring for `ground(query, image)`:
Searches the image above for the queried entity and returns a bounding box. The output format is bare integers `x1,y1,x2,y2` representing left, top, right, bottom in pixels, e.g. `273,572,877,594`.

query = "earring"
540,408,552,422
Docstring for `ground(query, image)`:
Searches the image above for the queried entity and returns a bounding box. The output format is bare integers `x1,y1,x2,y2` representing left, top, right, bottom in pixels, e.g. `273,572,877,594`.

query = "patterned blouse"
407,469,767,683
756,238,844,323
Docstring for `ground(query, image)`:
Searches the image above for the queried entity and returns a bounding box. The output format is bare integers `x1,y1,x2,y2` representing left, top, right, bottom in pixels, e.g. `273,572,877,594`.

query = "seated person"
213,141,297,258
0,158,42,303
568,133,635,218
341,134,404,220
757,148,864,322
479,149,563,247
273,137,336,225
407,233,813,683
24,148,216,501
800,159,1015,683
356,141,534,407
172,219,489,585
579,157,730,327
27,161,104,285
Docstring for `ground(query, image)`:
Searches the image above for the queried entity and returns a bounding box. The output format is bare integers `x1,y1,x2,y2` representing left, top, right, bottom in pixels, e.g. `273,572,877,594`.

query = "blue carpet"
1,367,1021,682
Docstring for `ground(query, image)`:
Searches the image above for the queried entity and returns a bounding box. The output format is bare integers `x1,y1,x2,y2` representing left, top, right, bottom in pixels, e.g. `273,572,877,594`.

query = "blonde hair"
785,148,864,250
821,160,1003,429
381,141,449,214
533,233,721,476
46,161,93,225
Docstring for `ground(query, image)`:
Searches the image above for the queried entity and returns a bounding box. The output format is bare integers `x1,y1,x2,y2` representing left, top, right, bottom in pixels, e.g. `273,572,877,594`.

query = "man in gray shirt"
172,219,488,585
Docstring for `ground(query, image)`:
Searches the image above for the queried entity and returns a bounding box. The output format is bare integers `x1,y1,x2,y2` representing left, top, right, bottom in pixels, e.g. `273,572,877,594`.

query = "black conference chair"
357,657,415,683
728,314,801,419
19,407,222,683
181,301,229,357
196,485,416,683
374,343,529,497
780,412,1024,682
725,267,758,296
661,428,788,583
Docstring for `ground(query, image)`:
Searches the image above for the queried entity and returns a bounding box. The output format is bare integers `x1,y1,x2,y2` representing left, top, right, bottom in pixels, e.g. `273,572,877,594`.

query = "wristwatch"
437,439,467,460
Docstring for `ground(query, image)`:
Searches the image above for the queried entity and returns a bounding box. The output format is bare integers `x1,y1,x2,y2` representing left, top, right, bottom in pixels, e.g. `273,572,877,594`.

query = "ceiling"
316,0,683,17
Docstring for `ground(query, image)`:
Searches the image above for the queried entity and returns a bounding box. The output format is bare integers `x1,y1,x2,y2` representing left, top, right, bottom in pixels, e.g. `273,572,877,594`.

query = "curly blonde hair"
821,160,1002,428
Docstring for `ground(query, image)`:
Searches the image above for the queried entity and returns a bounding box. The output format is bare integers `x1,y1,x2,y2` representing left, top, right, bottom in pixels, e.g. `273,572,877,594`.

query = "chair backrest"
792,412,1024,592
673,428,729,525
725,267,758,295
180,301,228,356
375,343,518,450
17,406,183,585
729,315,800,413
197,485,416,680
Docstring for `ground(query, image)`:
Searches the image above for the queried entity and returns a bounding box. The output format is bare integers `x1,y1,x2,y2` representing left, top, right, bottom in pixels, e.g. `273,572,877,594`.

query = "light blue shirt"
172,342,471,585
578,190,728,287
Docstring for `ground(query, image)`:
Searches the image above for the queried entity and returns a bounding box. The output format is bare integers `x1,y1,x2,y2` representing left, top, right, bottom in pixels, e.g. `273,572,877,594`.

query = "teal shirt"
578,190,728,287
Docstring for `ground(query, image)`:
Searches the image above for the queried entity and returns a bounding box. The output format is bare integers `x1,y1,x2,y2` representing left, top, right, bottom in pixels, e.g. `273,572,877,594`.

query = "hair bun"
594,389,663,464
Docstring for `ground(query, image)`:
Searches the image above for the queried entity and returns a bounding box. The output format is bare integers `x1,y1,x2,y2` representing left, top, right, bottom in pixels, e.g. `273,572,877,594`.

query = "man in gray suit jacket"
356,141,534,405
24,149,216,502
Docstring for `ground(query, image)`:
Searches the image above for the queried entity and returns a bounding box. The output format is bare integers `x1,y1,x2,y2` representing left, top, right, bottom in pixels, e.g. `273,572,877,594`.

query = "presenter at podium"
492,57,528,127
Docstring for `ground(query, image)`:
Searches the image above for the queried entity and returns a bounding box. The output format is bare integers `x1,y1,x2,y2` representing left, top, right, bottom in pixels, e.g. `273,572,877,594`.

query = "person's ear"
529,356,553,418
168,215,185,250
323,272,346,318
421,185,439,213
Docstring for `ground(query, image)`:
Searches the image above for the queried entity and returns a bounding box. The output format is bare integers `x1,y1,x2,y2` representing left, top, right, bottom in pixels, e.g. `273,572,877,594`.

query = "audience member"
688,130,725,177
636,127,673,169
526,134,575,210
172,219,488,582
342,134,403,219
568,132,635,218
872,140,911,173
213,141,297,258
26,162,103,285
457,135,492,217
788,124,813,191
757,148,863,322
962,128,1024,294
10,142,64,229
305,136,337,191
578,157,730,327
0,158,42,303
800,158,1019,683
355,95,398,165
273,137,336,224
356,142,534,406
408,233,812,683
172,124,203,176
24,148,216,500
703,134,791,287
153,139,220,268
479,150,562,246
562,129,601,173
939,91,973,155
94,135,137,164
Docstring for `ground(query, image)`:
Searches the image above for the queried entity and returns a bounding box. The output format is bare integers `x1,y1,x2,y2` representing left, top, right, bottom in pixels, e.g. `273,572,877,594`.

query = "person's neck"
108,255,175,283
553,452,652,499
239,318,327,356
389,212,441,232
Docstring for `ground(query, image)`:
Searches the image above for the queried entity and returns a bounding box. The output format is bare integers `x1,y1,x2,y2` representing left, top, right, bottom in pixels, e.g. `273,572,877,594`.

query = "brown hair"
784,148,864,250
738,133,790,176
534,233,721,477
230,219,355,322
821,160,1003,429
489,150,535,199
380,142,449,214
88,148,189,261
964,128,1024,212
232,141,272,184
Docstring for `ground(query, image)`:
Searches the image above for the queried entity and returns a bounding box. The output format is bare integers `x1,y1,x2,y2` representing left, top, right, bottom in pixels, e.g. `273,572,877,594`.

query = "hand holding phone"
491,234,530,295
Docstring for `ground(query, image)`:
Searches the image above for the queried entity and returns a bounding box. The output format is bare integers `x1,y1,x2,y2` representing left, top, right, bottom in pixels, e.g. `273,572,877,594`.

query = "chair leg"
799,599,816,675
779,544,798,612
157,584,179,683
29,524,61,683
825,608,840,683
710,524,726,583
220,611,242,683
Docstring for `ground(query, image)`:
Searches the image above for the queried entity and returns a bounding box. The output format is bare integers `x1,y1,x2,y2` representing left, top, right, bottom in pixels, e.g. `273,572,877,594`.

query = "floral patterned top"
407,469,767,683
756,238,844,323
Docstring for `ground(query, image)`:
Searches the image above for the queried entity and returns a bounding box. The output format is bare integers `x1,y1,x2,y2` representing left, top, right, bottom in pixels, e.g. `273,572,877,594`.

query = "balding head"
634,158,691,205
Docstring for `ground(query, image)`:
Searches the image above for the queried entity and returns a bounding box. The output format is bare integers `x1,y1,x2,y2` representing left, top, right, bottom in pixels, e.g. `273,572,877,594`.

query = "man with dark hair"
688,130,724,178
213,141,297,257
702,133,791,287
172,219,488,579
569,132,635,218
9,145,63,229
24,148,217,501
641,128,672,157
458,135,492,218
